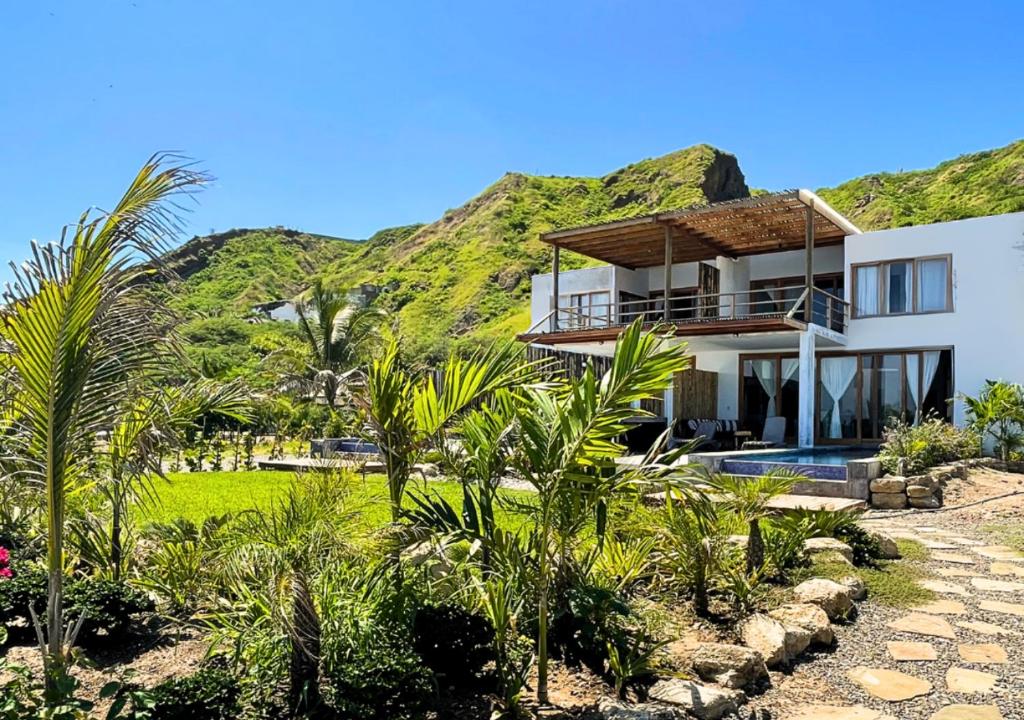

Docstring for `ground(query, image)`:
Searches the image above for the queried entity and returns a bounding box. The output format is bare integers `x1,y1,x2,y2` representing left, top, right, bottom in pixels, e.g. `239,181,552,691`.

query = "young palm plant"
507,320,690,704
0,156,207,702
710,469,797,576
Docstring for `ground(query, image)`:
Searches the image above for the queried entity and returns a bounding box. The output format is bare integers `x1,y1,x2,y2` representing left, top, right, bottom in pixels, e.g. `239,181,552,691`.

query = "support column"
550,243,560,331
663,225,673,322
798,329,817,448
805,202,814,323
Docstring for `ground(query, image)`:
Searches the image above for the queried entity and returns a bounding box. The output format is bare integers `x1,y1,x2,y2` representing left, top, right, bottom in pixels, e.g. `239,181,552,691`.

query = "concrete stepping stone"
933,552,977,565
956,620,1021,637
978,599,1024,616
922,539,959,550
887,640,938,661
846,666,932,701
947,537,985,546
915,526,945,533
919,579,971,596
945,666,998,694
791,706,898,720
938,567,976,578
971,576,1024,593
974,545,1024,561
912,599,969,615
990,561,1024,578
888,613,958,639
957,643,1009,664
930,705,1004,720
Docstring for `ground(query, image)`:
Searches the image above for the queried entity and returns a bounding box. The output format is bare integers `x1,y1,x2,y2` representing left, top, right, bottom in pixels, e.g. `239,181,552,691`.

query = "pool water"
718,447,877,481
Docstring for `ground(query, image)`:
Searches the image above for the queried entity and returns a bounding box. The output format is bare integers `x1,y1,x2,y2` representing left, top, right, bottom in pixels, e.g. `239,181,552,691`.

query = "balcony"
519,285,849,344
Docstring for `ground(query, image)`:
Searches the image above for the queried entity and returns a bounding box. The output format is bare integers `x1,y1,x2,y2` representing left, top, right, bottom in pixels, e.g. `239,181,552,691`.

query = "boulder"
908,493,942,509
647,679,745,720
793,578,856,620
839,575,868,601
768,603,835,646
739,613,812,667
906,484,935,498
870,477,906,494
596,698,687,720
865,530,901,559
690,642,767,689
804,537,855,564
871,492,907,510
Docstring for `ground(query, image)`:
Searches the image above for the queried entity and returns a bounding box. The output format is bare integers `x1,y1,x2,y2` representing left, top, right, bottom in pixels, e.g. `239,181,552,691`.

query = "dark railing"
533,284,849,335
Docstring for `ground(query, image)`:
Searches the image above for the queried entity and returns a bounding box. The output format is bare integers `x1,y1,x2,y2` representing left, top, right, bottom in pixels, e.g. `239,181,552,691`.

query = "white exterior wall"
843,212,1024,424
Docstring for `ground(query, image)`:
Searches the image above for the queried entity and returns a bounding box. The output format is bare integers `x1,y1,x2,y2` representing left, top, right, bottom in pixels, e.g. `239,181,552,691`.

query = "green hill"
162,140,1024,375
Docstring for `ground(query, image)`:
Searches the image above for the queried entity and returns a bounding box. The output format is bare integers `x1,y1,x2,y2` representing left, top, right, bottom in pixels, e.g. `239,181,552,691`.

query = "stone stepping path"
918,579,971,596
977,599,1024,616
887,641,938,661
945,666,998,693
956,643,1008,664
989,562,1024,577
970,577,1024,593
930,706,1004,719
973,545,1024,561
846,666,932,701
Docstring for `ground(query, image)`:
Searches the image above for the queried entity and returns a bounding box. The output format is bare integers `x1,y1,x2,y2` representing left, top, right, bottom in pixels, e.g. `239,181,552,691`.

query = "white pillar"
798,329,816,448
663,383,675,426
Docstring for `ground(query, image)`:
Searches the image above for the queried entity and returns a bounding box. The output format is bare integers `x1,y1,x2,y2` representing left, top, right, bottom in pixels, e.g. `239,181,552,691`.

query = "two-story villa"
519,191,1024,448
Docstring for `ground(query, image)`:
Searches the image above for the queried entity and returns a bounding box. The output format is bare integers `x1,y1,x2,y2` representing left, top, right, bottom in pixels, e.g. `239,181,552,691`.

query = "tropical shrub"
961,379,1024,460
411,603,493,690
779,509,884,567
320,628,435,720
879,414,980,475
65,579,154,645
144,665,241,720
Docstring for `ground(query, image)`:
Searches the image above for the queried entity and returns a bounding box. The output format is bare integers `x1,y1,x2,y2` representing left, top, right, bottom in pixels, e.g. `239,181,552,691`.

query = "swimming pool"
718,447,878,481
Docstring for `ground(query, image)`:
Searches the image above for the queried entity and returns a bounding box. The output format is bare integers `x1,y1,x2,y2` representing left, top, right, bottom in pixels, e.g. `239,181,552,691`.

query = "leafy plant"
606,636,667,700
143,665,241,720
710,470,797,576
879,413,980,474
412,603,494,690
961,380,1024,461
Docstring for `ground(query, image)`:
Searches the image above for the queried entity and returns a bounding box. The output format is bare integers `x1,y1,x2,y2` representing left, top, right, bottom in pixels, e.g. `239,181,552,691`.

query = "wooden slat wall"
525,345,613,378
673,368,718,420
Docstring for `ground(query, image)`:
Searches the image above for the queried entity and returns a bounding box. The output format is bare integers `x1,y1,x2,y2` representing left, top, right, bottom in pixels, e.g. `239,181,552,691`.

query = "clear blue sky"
2,1,1022,282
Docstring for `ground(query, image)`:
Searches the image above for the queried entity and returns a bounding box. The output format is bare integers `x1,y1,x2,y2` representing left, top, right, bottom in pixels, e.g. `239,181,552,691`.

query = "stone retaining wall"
869,457,1016,509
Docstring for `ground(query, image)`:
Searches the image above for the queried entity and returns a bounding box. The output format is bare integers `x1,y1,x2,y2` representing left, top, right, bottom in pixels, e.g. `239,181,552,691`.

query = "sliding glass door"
818,348,953,443
740,355,800,439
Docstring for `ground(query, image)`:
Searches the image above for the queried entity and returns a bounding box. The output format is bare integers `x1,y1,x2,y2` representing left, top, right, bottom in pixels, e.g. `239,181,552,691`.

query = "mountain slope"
321,144,749,358
818,140,1024,230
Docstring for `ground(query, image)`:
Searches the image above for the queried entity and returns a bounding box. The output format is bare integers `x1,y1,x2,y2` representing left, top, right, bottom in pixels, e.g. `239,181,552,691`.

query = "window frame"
851,254,952,318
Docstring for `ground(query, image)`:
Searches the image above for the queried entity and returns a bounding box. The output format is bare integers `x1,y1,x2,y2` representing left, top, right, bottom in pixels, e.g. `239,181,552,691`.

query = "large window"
739,354,800,439
818,348,954,442
852,256,952,317
559,291,610,328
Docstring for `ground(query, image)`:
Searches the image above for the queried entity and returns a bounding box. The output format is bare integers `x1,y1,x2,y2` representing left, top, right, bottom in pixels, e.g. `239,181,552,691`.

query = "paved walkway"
765,513,1024,720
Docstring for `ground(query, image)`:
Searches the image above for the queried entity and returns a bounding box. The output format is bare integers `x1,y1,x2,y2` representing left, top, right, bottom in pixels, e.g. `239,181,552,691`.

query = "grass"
796,539,936,609
141,470,535,532
981,522,1024,551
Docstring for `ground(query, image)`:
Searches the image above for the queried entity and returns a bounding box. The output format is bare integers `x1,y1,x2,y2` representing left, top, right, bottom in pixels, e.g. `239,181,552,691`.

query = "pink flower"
0,567,10,579
0,547,9,564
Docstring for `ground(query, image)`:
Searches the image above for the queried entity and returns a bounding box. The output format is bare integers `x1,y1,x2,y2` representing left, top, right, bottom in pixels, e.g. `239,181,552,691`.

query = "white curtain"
856,266,879,316
906,353,920,424
821,356,858,439
921,351,941,414
905,351,942,423
752,360,777,417
782,358,799,384
918,259,948,312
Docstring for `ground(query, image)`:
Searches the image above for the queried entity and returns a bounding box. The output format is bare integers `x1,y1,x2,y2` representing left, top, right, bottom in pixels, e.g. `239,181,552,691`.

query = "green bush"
321,630,435,720
66,578,155,644
145,665,241,720
0,560,47,636
879,415,980,475
411,603,493,689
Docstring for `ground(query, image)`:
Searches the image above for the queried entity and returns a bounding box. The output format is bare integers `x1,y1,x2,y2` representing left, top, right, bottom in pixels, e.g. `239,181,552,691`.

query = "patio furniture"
733,430,752,450
692,420,720,451
742,416,786,449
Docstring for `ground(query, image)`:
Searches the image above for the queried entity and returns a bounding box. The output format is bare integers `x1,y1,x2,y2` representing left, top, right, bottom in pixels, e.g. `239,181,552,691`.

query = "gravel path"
744,498,1024,719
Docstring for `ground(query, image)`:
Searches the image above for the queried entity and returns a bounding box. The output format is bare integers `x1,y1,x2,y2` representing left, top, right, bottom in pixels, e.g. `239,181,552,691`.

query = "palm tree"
295,279,383,409
711,470,797,575
508,320,690,704
0,155,207,702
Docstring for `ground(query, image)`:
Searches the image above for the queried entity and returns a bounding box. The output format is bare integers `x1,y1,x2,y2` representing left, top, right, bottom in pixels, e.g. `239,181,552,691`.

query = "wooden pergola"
543,190,860,324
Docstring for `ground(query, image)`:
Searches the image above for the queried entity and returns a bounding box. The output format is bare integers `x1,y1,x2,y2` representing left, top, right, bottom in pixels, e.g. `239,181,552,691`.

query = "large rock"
805,537,855,564
647,679,745,720
596,698,687,720
906,484,935,498
909,493,943,509
739,613,812,667
870,477,906,493
690,642,767,689
864,530,901,559
871,492,907,509
793,578,856,620
839,575,868,601
768,603,835,646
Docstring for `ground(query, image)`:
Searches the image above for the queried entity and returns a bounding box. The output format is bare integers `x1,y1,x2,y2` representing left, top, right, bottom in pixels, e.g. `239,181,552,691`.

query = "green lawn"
142,470,534,531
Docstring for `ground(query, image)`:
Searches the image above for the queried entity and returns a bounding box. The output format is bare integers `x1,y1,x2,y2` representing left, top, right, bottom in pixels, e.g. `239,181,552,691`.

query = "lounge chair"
692,420,720,451
743,416,786,449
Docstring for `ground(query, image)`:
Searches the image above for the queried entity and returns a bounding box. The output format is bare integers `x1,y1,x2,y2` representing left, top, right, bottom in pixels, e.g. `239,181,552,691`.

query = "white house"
518,191,1024,448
